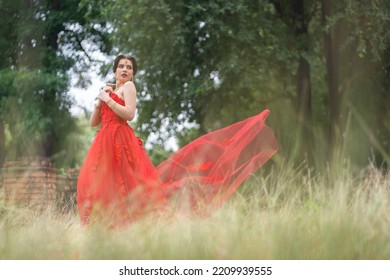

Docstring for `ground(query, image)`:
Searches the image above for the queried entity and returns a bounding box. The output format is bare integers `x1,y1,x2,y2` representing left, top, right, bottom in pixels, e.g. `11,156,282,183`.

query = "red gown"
77,93,279,224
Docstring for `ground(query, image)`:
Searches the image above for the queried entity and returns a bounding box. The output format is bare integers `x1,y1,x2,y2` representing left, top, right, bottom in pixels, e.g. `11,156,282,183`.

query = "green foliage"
0,68,73,158
2,0,389,168
177,126,202,148
104,0,390,168
326,0,390,167
147,146,172,166
56,115,97,168
338,0,390,60
0,0,112,167
108,0,295,134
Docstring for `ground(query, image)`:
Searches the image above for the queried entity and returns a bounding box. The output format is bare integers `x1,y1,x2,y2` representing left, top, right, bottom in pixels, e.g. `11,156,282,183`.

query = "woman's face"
115,58,134,84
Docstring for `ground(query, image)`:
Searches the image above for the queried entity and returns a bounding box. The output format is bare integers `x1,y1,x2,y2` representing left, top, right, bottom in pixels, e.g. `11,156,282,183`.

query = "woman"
77,54,279,225
77,55,164,224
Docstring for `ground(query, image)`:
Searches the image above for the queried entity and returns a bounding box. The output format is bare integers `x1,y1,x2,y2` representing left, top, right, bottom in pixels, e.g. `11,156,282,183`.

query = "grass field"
1,163,389,260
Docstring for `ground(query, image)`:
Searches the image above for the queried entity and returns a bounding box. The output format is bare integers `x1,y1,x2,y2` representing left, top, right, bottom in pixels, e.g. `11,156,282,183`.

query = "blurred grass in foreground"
0,163,389,260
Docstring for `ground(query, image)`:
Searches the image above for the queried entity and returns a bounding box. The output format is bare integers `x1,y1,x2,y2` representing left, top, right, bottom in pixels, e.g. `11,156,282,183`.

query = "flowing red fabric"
77,93,279,224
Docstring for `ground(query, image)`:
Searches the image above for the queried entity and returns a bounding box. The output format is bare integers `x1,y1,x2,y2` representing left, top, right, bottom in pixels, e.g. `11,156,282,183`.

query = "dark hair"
113,54,138,76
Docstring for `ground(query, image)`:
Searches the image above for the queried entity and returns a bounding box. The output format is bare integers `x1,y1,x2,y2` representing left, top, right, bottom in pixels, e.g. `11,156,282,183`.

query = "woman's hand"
97,86,112,103
105,83,116,90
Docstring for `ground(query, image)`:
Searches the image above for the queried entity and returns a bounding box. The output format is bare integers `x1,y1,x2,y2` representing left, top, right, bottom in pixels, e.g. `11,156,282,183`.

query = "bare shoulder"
122,81,136,101
123,81,136,91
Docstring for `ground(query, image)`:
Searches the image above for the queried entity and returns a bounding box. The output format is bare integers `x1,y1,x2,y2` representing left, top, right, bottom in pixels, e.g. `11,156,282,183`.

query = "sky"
68,46,109,116
69,73,102,115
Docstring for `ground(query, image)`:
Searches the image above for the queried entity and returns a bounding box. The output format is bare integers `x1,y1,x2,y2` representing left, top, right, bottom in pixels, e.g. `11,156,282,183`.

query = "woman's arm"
89,99,102,127
98,81,136,121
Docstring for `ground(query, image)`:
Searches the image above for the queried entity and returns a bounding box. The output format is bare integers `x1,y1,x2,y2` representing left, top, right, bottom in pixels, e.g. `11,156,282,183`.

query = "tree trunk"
293,0,315,165
41,0,62,159
322,0,342,165
296,55,314,164
42,132,56,159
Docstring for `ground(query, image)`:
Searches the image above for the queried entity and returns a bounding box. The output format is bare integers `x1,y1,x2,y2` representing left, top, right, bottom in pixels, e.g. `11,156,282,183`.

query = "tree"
271,0,319,164
109,0,292,143
322,0,390,167
105,0,390,169
0,0,112,167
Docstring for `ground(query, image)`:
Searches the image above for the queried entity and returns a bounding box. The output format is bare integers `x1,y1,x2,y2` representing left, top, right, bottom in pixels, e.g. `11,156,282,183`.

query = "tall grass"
1,163,389,259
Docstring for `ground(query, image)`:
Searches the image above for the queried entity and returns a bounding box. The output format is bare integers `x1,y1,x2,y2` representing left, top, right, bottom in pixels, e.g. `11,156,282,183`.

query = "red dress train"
77,93,279,224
